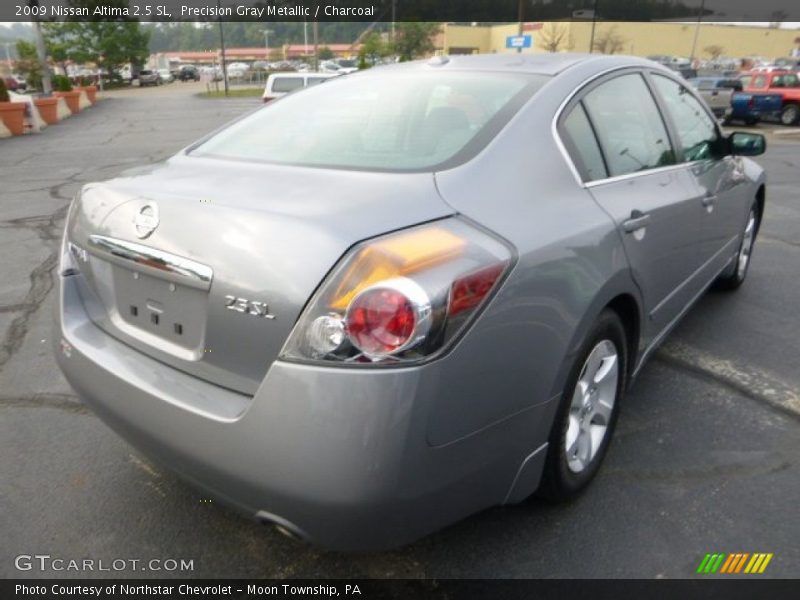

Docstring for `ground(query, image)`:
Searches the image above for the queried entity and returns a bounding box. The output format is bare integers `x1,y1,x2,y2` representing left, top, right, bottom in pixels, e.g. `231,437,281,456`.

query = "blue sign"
506,35,533,49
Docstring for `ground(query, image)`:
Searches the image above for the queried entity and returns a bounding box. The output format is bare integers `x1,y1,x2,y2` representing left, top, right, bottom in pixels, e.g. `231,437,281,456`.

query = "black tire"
715,204,759,291
780,103,800,126
538,309,628,501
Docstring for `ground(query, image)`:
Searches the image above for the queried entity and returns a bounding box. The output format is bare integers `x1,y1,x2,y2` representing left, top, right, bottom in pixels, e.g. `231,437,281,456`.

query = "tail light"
280,218,513,366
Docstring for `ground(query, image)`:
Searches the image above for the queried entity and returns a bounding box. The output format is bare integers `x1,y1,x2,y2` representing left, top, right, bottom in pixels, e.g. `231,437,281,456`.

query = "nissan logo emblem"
134,202,159,239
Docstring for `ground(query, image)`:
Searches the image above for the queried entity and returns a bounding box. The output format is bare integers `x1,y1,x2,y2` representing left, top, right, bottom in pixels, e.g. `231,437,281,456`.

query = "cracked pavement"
1,89,798,579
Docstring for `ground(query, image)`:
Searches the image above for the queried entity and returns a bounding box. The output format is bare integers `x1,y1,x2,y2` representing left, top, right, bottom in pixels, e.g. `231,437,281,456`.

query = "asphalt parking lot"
1,89,798,579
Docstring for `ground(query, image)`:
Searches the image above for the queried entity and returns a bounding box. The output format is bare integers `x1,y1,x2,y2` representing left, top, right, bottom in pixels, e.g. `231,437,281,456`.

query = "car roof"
379,53,664,77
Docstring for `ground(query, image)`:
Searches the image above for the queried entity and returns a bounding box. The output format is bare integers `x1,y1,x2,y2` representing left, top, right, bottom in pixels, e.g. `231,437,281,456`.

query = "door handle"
702,194,717,207
622,210,651,233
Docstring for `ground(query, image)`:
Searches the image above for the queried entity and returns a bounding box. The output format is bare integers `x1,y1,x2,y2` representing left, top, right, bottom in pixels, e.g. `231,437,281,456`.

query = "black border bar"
4,1,800,23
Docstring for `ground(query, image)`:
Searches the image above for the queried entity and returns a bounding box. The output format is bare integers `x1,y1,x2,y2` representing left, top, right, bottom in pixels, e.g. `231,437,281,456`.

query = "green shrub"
0,78,9,102
53,75,73,92
79,76,94,87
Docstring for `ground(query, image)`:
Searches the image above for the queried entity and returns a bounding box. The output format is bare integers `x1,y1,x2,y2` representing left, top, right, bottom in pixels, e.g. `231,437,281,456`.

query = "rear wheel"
715,205,758,290
781,103,800,126
539,309,627,501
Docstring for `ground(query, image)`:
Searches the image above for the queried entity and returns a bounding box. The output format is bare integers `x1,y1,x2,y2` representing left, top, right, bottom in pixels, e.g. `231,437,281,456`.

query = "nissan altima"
55,54,766,551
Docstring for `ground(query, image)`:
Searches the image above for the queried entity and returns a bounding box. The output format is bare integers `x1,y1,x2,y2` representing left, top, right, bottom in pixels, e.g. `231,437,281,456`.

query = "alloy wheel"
737,210,757,280
565,339,619,473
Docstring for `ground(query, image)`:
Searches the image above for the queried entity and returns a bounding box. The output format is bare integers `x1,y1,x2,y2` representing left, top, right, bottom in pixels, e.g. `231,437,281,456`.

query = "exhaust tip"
255,510,307,543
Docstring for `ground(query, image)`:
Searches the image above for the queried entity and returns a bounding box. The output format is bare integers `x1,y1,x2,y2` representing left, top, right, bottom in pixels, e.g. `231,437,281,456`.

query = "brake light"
345,279,432,358
281,219,512,365
449,263,506,317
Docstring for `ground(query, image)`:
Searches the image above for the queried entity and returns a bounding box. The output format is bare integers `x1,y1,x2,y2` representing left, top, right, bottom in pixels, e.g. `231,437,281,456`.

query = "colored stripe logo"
697,553,773,574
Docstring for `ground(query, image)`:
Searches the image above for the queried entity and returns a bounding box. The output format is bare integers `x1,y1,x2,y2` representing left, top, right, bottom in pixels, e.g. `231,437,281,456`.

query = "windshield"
191,70,546,171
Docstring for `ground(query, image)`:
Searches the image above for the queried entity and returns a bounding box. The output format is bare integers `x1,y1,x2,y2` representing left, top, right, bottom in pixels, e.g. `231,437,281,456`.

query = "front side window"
581,73,675,177
752,75,769,89
192,71,546,171
652,74,721,162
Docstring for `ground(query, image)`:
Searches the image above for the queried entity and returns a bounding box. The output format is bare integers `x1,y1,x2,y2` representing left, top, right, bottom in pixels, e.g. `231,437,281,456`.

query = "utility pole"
304,20,309,57
689,0,706,65
29,0,52,95
517,0,524,54
216,0,228,96
589,0,599,53
313,21,319,71
3,42,11,65
263,29,273,61
391,0,396,43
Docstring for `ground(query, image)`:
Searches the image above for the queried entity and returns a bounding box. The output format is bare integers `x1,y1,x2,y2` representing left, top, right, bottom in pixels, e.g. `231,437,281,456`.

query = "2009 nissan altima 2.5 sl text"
54,54,766,551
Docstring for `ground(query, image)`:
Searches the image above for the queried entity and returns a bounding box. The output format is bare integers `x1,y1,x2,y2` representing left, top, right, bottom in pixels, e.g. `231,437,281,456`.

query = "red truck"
742,70,800,125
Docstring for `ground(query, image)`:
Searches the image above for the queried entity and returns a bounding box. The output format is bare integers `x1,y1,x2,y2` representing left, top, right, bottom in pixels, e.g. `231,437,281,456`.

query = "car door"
649,73,749,279
558,71,708,341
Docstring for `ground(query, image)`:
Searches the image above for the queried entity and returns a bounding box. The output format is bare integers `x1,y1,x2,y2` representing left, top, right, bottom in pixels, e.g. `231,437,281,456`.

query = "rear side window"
561,103,607,182
651,75,721,162
752,75,769,88
271,77,304,94
581,73,675,177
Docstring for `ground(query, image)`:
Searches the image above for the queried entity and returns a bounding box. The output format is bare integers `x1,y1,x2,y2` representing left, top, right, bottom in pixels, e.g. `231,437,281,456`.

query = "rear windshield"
191,71,547,171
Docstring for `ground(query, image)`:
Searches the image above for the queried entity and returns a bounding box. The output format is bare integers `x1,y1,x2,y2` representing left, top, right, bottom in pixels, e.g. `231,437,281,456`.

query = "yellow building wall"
443,22,800,61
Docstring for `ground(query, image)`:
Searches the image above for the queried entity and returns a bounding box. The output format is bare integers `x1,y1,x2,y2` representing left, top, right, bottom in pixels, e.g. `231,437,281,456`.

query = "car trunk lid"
66,155,454,395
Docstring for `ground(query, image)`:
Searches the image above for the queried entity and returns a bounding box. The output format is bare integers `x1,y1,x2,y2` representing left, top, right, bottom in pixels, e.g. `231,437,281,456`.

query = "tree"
318,46,335,61
14,40,44,89
392,22,440,61
538,23,572,53
704,45,725,60
592,26,626,55
359,32,389,65
42,1,150,79
769,10,788,28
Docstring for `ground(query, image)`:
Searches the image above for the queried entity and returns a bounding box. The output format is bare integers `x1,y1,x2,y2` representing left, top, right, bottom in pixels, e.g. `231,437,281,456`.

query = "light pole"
689,0,706,65
28,0,52,94
3,42,11,65
216,0,228,96
263,29,273,61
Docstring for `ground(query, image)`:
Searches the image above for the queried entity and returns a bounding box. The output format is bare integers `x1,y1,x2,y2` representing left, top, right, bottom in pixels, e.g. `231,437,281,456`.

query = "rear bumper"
54,272,553,551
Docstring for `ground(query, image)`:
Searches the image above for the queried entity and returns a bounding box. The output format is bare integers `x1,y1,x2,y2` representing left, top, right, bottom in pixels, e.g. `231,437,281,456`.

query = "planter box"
0,101,27,136
76,85,97,104
34,97,60,125
53,90,82,114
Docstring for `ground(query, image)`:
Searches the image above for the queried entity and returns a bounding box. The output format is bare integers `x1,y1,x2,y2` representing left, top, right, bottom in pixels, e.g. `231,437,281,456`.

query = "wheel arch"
548,270,644,398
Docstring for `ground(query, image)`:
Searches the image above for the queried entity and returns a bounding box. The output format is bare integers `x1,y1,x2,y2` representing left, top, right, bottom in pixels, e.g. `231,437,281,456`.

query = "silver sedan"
55,53,766,551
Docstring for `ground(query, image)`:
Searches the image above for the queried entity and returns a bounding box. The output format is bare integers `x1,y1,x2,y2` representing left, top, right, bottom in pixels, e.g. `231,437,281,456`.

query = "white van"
262,72,339,102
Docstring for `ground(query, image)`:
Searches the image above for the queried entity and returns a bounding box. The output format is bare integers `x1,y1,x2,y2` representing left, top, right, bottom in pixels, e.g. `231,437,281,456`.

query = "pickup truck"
687,77,742,119
729,91,784,125
742,70,800,125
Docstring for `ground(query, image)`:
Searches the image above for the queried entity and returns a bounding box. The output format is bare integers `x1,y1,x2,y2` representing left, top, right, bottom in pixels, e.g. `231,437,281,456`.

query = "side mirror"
729,131,766,157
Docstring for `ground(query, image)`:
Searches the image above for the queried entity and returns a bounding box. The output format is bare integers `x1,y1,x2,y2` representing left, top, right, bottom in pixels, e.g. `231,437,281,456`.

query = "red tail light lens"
345,279,432,358
281,219,512,366
449,263,506,317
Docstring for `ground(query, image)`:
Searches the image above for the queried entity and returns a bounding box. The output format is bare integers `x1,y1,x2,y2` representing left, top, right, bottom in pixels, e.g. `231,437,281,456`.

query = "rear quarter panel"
429,63,641,447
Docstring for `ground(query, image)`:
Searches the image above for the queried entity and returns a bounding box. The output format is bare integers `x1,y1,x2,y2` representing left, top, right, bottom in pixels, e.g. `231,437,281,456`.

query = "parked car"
772,57,800,72
55,54,766,551
687,77,742,119
729,91,784,125
177,65,200,82
261,72,338,102
333,58,359,74
137,70,161,87
157,69,174,83
3,75,26,91
743,70,800,125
